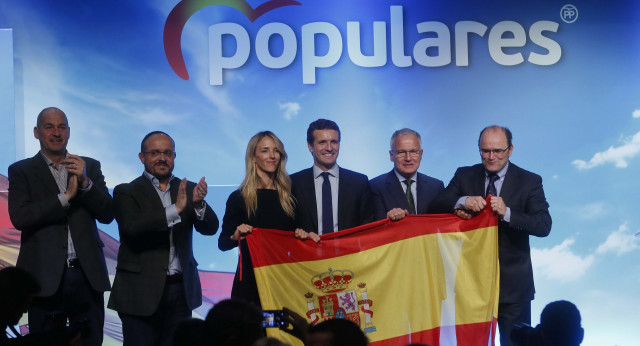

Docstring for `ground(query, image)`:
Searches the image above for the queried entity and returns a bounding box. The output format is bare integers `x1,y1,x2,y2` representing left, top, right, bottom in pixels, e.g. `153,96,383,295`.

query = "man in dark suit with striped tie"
435,125,552,346
370,128,444,221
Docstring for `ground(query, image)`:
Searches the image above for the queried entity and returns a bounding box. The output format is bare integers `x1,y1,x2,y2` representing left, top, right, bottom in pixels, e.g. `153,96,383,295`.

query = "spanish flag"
247,207,499,346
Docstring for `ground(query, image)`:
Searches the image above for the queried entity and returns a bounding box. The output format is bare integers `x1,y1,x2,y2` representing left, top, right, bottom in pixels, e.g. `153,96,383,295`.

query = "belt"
166,273,183,284
66,258,80,268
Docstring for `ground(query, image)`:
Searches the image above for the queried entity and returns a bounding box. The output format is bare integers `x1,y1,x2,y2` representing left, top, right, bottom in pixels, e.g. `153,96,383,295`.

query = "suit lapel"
301,168,318,229
474,165,487,197
499,163,518,203
337,168,346,228
32,153,65,196
134,175,166,211
386,170,410,210
169,177,180,204
416,173,430,213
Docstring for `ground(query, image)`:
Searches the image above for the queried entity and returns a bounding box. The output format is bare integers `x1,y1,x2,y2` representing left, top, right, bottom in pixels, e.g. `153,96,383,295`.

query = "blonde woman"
219,131,317,308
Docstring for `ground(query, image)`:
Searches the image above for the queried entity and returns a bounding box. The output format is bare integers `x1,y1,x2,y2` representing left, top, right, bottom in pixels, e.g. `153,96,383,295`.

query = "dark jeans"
119,280,191,346
28,265,105,346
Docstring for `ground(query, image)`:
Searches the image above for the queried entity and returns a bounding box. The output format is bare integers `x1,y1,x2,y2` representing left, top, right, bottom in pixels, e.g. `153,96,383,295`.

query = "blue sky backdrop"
2,0,640,344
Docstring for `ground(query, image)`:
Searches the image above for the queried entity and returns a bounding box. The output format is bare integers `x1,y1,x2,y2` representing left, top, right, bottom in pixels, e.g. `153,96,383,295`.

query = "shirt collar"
485,162,509,179
394,169,418,183
40,151,66,170
313,164,340,179
143,170,175,189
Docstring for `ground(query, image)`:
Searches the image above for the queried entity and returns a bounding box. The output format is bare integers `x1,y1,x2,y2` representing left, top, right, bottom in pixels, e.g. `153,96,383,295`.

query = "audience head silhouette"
539,300,583,346
306,318,368,346
203,299,264,346
0,266,40,328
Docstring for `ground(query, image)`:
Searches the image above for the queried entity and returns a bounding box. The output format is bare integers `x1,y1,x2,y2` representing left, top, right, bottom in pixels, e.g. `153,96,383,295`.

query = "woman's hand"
294,228,320,243
230,223,253,241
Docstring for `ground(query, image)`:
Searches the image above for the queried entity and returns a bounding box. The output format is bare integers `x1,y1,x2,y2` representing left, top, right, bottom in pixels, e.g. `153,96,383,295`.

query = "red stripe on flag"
456,318,498,346
367,320,496,346
249,209,497,267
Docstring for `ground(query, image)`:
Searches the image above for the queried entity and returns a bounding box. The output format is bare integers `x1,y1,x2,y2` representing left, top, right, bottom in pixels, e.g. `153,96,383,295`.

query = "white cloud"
532,238,595,282
633,109,640,118
279,102,301,120
573,202,608,221
596,223,640,256
572,131,640,170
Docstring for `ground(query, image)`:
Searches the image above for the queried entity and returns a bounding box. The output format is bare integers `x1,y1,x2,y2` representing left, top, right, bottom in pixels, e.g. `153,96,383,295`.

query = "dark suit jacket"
290,166,374,233
435,163,551,303
107,175,219,316
8,153,113,296
370,170,445,220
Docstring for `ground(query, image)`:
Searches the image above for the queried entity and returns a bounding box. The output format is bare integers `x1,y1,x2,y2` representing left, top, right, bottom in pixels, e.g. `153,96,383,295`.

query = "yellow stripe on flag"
248,209,499,346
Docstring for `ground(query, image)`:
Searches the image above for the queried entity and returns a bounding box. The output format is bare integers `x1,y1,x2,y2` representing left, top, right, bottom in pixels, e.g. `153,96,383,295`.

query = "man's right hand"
464,196,486,213
64,175,78,201
386,208,408,221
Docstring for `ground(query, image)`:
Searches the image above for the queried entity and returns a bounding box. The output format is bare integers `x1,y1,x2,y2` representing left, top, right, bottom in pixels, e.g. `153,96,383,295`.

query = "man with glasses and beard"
108,131,219,346
435,125,552,346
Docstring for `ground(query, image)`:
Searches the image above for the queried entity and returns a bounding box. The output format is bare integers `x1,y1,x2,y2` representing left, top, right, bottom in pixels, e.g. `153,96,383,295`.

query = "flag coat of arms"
246,207,499,346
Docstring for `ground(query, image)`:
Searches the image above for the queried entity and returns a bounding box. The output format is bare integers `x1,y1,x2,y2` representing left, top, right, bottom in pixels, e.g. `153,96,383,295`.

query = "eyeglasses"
479,147,510,156
393,150,422,158
142,150,176,158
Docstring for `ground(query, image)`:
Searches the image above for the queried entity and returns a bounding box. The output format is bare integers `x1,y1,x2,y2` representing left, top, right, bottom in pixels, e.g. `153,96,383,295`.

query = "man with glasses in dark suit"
435,125,552,346
370,128,444,221
108,131,219,346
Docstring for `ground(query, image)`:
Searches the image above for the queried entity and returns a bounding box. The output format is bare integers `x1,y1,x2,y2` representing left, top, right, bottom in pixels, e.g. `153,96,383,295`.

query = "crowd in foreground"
1,266,583,345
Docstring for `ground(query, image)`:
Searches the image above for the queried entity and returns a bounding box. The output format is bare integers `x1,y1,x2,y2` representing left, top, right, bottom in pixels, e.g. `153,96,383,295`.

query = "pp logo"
560,4,578,24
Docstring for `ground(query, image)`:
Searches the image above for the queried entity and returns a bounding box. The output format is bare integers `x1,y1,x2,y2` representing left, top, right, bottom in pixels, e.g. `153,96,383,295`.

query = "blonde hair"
240,131,295,218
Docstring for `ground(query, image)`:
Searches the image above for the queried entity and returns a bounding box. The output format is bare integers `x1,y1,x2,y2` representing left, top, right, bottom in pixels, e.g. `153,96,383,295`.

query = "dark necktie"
486,173,499,197
321,172,333,234
404,179,416,215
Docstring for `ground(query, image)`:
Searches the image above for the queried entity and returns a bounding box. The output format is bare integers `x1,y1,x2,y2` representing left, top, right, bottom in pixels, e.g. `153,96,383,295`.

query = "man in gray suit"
108,131,218,346
8,107,113,345
370,128,444,221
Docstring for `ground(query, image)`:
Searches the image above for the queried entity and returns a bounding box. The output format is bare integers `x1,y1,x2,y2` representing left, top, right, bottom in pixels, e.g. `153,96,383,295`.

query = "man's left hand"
63,154,89,189
489,196,507,217
193,177,207,204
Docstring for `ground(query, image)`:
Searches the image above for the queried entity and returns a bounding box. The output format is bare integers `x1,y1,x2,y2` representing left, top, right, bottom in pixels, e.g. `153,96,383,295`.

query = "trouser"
498,301,531,346
119,277,191,346
28,263,105,346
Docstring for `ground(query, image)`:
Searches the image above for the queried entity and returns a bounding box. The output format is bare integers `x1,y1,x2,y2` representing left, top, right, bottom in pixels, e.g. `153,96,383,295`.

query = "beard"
146,161,173,180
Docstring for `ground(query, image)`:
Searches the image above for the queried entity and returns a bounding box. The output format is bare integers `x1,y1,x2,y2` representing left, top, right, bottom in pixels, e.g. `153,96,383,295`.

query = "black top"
218,189,296,307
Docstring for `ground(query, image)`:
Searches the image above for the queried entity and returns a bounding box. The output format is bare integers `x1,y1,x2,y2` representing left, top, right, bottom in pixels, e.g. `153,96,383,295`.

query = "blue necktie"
321,172,333,234
486,173,498,197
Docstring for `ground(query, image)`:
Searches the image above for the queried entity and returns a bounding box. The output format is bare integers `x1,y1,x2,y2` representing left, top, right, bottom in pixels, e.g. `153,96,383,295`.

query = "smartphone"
262,310,288,328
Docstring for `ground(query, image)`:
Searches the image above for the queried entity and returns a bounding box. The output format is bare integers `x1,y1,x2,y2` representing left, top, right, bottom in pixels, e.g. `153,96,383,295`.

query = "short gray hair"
390,128,422,151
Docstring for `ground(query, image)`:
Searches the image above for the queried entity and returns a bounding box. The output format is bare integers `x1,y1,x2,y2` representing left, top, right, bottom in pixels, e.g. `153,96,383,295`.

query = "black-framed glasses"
142,150,176,158
393,150,422,158
479,147,510,156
